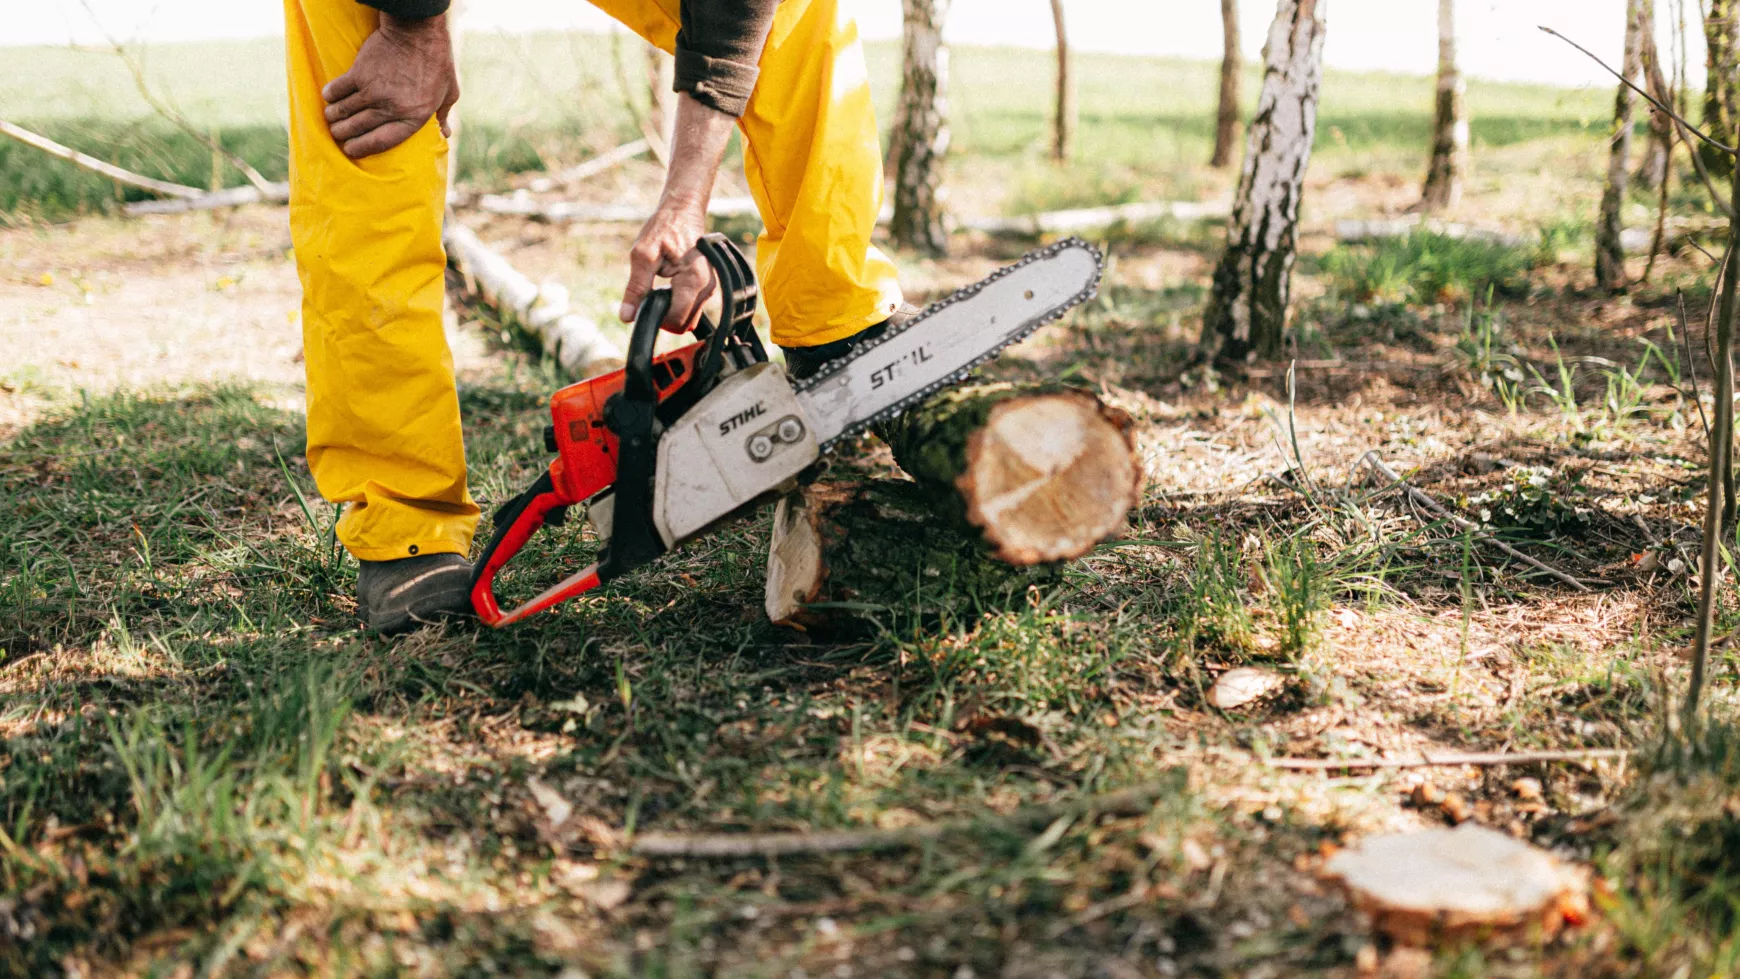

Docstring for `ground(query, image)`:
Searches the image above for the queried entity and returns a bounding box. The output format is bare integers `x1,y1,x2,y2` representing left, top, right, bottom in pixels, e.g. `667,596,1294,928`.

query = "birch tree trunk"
1210,0,1243,169
1596,0,1645,294
1635,0,1672,188
1049,0,1075,163
1704,0,1738,182
1420,0,1468,212
891,0,952,256
1200,0,1328,364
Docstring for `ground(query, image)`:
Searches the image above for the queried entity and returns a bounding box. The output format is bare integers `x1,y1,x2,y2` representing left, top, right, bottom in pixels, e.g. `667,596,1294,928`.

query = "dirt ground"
3,158,1737,976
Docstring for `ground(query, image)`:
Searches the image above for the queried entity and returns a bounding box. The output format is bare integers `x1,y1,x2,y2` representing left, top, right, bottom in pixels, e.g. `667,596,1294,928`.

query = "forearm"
658,93,737,212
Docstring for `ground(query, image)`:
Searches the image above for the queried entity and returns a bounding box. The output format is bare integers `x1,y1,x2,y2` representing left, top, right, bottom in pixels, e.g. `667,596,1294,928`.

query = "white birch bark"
1421,0,1468,211
1201,0,1328,363
890,0,952,256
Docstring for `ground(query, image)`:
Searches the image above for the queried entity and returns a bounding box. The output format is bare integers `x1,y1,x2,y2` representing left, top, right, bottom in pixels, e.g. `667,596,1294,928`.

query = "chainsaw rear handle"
470,235,762,627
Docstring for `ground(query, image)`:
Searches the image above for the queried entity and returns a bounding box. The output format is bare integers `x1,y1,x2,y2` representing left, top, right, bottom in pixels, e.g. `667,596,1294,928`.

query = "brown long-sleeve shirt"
360,0,777,117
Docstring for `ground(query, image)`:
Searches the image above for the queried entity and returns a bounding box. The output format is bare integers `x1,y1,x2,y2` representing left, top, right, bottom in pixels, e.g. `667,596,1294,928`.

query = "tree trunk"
891,0,952,256
1635,0,1672,189
1211,0,1243,169
1420,0,1468,212
1200,0,1328,364
1704,0,1738,182
1050,0,1075,163
767,384,1141,632
646,43,677,163
1597,0,1645,294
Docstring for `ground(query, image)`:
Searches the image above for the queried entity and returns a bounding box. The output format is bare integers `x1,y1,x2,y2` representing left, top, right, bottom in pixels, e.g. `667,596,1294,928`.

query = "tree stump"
765,384,1141,632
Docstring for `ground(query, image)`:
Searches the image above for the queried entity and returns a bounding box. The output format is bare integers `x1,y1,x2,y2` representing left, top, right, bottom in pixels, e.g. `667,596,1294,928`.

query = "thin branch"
1679,290,1714,439
76,1,274,194
0,119,204,199
1359,452,1604,591
1541,24,1736,217
1268,748,1629,771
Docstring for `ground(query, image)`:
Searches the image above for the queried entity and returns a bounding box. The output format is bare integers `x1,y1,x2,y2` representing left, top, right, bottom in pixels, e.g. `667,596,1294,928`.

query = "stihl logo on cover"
719,402,767,436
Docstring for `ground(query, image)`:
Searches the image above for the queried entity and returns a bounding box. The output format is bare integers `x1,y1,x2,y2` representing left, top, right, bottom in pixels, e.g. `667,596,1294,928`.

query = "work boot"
780,303,922,381
356,553,474,635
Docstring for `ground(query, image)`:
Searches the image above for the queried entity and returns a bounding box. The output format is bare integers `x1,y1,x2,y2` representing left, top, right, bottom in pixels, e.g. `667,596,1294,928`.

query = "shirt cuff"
359,0,450,19
673,49,761,118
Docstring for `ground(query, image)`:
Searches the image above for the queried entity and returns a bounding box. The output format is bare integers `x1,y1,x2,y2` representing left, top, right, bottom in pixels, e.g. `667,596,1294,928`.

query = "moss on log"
764,479,1058,634
765,384,1141,632
878,383,1141,564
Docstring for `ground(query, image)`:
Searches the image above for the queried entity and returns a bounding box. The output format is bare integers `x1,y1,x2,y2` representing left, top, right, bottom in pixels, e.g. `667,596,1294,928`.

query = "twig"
1678,290,1712,439
630,777,1182,858
1540,25,1735,217
1686,167,1740,727
1045,887,1151,939
84,14,275,195
1268,748,1629,771
0,119,204,199
1359,452,1602,591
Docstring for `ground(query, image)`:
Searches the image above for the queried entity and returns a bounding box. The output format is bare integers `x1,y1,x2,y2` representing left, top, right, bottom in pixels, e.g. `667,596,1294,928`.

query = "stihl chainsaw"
470,233,1103,626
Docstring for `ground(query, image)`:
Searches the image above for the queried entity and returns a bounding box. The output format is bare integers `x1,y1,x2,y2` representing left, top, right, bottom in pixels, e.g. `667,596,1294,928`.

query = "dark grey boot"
780,303,922,382
356,553,473,635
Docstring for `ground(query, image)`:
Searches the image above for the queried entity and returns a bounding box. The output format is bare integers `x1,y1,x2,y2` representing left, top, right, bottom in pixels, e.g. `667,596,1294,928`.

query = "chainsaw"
470,233,1103,627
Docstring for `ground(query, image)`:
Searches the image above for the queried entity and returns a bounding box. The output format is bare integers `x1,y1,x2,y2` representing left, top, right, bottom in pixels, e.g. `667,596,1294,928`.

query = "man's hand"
322,13,458,159
621,197,716,334
619,93,739,332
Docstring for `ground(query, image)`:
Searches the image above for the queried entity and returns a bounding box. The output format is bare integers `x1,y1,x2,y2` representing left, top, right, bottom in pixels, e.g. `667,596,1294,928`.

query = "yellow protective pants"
284,0,901,561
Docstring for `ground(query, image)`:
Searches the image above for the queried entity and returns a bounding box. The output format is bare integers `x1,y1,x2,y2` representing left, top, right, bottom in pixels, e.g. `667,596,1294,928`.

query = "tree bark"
891,0,952,256
1420,0,1468,212
1597,0,1645,294
1050,0,1075,163
1211,0,1243,169
766,384,1141,632
1200,0,1328,364
1704,0,1738,182
1635,0,1673,189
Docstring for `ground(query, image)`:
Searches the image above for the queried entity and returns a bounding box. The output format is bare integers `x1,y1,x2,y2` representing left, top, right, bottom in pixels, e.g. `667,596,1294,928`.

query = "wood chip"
1207,667,1285,710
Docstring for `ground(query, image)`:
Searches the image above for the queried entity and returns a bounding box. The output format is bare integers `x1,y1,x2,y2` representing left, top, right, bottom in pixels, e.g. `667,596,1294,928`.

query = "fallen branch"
524,139,652,193
1336,217,1534,250
474,193,758,224
0,119,204,200
123,182,289,216
1269,748,1628,771
630,776,1183,858
1359,452,1602,591
442,219,624,376
961,199,1230,236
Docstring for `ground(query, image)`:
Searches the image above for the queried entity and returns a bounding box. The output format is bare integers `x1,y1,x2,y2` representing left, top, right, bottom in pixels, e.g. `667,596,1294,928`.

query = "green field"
0,32,1616,220
10,26,1740,979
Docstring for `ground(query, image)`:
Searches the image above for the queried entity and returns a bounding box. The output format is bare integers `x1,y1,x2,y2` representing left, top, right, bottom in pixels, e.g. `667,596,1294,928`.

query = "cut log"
473,193,757,224
765,384,1140,631
879,383,1141,565
764,480,1061,633
961,199,1230,237
442,220,624,377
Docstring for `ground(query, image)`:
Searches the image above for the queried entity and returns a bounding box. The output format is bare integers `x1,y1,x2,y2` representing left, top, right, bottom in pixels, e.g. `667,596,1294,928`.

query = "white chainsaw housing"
652,362,819,547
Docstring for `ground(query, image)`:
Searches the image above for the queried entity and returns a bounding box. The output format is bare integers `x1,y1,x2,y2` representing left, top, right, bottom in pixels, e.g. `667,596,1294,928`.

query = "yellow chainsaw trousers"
283,0,901,561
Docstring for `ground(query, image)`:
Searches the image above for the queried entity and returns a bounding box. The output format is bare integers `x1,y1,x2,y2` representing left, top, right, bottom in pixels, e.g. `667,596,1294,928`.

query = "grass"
4,23,1740,978
1,34,1618,222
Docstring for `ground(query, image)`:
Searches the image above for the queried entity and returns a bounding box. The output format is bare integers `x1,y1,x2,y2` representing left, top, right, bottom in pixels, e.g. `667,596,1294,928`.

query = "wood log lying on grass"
766,383,1141,631
442,220,625,377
